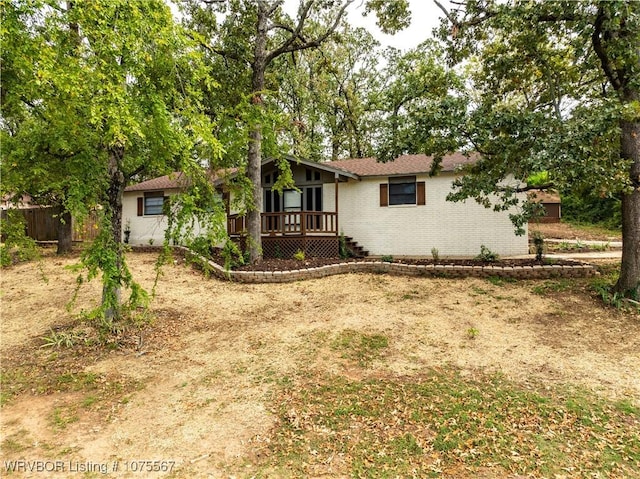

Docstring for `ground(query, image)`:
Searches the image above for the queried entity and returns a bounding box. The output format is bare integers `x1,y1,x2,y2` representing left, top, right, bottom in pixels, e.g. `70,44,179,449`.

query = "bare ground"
1,234,638,478
529,221,622,241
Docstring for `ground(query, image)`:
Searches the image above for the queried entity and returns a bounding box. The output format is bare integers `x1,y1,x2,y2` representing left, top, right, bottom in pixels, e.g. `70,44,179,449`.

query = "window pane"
284,189,301,211
144,196,165,215
388,182,416,205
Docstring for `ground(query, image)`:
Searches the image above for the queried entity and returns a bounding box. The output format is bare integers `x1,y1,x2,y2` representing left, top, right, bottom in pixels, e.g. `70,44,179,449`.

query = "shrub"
475,245,499,262
293,249,305,261
533,232,545,262
0,210,39,267
339,232,350,259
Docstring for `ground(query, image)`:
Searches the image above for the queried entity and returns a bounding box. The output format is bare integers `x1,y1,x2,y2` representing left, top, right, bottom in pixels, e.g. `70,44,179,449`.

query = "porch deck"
227,211,340,258
227,211,338,237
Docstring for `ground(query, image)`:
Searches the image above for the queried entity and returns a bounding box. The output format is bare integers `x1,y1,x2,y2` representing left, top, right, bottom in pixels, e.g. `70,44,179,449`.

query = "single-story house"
122,154,529,257
122,172,202,245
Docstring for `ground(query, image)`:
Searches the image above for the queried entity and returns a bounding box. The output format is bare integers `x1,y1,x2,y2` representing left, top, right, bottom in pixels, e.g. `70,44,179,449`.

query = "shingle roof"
125,153,478,192
125,169,238,192
125,172,188,192
528,190,561,204
325,152,478,177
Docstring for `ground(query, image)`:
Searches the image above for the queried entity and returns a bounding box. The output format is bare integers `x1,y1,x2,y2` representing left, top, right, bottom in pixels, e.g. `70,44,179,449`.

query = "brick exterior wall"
122,190,209,246
329,174,529,257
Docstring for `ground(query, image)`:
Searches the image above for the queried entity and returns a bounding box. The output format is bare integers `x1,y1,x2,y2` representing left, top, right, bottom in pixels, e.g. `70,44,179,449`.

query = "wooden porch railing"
227,211,338,236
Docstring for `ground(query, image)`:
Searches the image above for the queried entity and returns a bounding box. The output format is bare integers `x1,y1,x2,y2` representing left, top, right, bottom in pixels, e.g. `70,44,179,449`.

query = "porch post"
334,173,339,235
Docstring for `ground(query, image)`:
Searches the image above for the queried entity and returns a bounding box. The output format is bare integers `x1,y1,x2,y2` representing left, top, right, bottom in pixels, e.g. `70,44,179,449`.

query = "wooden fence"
1,207,100,242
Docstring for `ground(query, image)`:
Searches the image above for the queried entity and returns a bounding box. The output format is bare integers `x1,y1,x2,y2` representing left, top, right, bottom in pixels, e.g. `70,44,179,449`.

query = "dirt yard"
529,221,622,241
1,239,638,477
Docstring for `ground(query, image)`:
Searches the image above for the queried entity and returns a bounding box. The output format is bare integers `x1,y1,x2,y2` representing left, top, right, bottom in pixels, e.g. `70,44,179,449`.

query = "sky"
343,0,451,51
170,1,452,52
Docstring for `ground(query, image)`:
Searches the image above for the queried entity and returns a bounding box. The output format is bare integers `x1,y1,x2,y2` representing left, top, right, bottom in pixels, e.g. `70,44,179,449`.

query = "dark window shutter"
137,197,143,216
417,181,426,205
380,184,388,207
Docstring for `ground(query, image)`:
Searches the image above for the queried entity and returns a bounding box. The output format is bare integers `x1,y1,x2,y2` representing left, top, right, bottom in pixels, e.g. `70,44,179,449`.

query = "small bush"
339,233,350,259
533,232,544,261
188,235,214,259
475,245,499,262
381,255,394,263
293,249,305,261
221,240,245,270
431,247,440,261
0,211,39,267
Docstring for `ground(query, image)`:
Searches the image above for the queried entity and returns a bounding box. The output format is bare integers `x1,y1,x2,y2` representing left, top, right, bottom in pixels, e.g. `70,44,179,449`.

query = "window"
283,189,302,211
305,169,322,182
380,178,425,207
143,191,166,215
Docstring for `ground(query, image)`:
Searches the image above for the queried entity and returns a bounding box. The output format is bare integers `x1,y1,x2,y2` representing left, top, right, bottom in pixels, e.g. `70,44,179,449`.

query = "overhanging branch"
265,0,353,65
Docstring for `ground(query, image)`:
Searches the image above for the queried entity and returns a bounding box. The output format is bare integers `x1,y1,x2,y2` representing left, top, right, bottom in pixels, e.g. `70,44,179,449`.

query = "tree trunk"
615,118,640,297
103,145,126,320
56,209,73,255
246,4,269,264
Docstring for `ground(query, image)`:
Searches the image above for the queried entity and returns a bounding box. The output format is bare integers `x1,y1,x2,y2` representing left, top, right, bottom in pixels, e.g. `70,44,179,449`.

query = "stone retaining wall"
151,246,599,284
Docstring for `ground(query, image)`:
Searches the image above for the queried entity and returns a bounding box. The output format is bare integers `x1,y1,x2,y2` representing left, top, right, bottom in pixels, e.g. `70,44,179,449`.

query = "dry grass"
1,246,638,478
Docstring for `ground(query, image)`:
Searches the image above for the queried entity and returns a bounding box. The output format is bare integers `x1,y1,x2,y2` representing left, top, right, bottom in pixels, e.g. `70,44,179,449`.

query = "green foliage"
561,190,622,230
381,255,394,263
466,327,479,340
431,247,440,261
41,329,87,349
2,0,225,338
68,213,150,341
338,233,350,259
221,240,245,271
364,0,411,34
0,210,39,267
188,235,215,259
532,279,574,296
273,23,382,161
293,249,306,261
475,245,499,263
374,0,638,292
533,231,545,262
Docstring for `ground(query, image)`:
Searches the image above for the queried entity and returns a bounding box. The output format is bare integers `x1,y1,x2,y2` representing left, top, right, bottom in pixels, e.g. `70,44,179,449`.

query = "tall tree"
442,0,639,297
378,0,638,298
1,0,222,331
1,0,90,254
183,0,353,263
274,25,382,161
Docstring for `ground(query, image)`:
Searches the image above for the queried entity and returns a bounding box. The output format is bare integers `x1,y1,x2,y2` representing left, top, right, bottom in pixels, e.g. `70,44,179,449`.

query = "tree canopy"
1,0,224,332
376,0,639,296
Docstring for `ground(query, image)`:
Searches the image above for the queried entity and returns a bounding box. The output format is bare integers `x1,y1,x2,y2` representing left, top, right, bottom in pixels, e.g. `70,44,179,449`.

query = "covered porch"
225,156,357,258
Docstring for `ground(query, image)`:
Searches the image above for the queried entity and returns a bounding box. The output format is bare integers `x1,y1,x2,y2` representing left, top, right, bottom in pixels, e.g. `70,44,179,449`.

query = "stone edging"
148,246,599,284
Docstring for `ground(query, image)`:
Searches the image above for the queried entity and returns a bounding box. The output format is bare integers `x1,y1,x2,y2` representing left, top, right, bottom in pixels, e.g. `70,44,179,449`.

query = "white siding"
335,175,528,257
122,190,210,245
122,191,171,245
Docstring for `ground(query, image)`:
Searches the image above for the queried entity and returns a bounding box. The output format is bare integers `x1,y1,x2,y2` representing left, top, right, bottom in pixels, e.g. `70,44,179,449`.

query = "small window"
144,191,166,215
388,176,417,205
